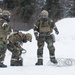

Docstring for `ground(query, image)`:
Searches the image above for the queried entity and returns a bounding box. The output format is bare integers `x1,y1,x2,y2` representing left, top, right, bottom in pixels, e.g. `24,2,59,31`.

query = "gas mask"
7,16,11,22
41,16,48,21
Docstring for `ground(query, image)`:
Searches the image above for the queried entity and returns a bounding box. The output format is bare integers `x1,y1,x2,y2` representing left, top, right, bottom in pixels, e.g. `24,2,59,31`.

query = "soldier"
7,31,32,66
34,10,59,65
0,9,12,67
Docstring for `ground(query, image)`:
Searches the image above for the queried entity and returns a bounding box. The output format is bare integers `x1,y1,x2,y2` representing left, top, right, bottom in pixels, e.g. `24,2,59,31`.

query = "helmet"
2,10,11,22
26,33,32,42
2,10,11,16
40,10,48,17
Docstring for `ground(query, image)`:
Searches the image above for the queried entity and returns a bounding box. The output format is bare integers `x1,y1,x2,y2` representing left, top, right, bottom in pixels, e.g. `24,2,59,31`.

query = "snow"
1,18,75,75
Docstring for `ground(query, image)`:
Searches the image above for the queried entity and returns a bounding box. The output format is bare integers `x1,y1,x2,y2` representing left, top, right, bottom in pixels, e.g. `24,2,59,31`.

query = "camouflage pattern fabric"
0,19,11,63
37,36,55,58
34,18,55,36
7,32,32,66
34,18,57,59
7,32,27,62
0,40,6,62
34,10,59,65
7,33,23,60
7,43,22,60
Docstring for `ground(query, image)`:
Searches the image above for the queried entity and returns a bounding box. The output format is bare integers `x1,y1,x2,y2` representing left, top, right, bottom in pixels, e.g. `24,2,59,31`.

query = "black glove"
55,31,59,35
35,35,39,40
54,27,59,35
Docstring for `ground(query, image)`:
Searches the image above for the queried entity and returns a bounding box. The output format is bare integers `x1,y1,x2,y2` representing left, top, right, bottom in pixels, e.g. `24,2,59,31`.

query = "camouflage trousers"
0,40,7,64
7,43,22,62
37,36,55,59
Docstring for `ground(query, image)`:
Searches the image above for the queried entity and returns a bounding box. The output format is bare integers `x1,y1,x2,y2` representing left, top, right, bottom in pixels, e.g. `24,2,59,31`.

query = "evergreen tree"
4,0,36,22
44,0,62,21
4,0,19,9
17,0,36,22
70,0,75,17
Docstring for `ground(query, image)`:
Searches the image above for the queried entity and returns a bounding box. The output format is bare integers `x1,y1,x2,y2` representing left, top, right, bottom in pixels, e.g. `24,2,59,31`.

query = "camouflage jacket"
0,18,12,43
8,32,27,46
34,18,55,36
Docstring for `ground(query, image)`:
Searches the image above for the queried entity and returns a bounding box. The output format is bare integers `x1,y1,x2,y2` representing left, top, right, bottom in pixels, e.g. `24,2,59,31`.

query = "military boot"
0,63,7,68
50,57,58,64
10,57,23,66
35,59,43,65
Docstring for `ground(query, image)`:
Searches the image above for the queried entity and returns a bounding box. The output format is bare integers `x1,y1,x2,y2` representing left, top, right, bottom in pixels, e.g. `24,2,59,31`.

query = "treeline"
3,0,75,22
0,0,75,31
4,0,36,22
3,0,62,22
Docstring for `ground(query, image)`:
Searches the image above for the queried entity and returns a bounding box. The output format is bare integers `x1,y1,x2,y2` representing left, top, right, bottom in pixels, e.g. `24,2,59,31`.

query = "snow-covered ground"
1,18,75,75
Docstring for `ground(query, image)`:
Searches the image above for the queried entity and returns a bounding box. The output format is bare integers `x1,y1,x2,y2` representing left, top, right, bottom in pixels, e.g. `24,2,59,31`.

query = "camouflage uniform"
0,9,12,67
7,31,32,66
34,10,59,65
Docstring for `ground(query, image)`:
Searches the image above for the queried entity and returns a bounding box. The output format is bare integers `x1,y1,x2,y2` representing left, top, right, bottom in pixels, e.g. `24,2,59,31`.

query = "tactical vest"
39,19,52,33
